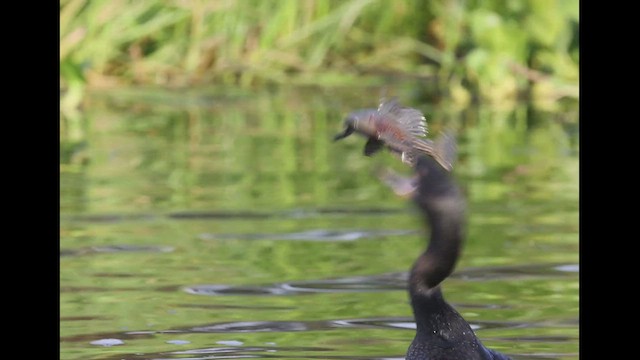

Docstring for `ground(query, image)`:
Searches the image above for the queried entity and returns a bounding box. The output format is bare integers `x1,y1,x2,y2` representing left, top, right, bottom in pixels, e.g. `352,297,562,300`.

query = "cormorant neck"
409,190,465,295
404,156,512,360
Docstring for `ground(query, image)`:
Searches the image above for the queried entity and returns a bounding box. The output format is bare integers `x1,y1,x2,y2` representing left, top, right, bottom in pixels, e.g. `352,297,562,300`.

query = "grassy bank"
60,0,578,107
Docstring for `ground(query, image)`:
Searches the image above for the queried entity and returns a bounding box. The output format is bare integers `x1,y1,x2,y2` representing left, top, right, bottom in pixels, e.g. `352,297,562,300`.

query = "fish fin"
411,131,457,171
375,167,418,198
377,98,427,138
400,151,417,166
396,107,428,137
377,96,399,112
364,138,384,156
333,125,354,141
434,130,457,171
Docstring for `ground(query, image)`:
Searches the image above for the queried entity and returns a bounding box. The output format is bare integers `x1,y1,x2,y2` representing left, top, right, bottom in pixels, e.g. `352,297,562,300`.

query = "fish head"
344,109,377,136
334,108,378,141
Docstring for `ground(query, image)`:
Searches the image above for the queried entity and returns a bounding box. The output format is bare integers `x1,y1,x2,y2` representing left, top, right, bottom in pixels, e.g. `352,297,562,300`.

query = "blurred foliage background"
60,0,579,114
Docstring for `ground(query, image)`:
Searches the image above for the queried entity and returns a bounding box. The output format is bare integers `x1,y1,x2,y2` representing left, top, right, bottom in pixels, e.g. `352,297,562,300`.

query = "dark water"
60,86,579,359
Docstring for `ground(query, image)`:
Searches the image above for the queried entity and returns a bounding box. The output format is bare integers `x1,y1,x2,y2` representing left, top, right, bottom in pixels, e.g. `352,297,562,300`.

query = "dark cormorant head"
413,155,461,212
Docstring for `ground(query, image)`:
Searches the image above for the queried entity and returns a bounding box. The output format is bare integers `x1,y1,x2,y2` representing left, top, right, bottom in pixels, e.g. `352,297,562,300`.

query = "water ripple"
60,244,174,257
184,263,578,297
452,263,579,281
61,317,575,360
191,317,520,334
184,273,406,296
174,303,294,311
61,316,530,342
60,207,406,224
199,229,416,242
86,340,573,360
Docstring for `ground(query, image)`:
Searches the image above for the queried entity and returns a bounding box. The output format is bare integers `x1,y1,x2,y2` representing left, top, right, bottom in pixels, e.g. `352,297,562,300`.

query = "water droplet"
166,340,191,345
90,338,124,347
554,264,579,272
216,340,243,346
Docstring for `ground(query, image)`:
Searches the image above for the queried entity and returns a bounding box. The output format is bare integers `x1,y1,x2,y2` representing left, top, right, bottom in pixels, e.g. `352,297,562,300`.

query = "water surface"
60,86,579,359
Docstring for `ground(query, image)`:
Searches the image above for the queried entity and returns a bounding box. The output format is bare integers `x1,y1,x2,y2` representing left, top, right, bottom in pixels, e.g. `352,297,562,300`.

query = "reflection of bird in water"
402,154,512,360
333,98,456,171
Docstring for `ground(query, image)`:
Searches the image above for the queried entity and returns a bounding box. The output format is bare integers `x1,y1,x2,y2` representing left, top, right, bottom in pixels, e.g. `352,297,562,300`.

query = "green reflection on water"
60,86,578,360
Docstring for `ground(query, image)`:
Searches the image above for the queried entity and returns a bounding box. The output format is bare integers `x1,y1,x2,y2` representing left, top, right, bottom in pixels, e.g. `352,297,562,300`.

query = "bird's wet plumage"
333,98,455,171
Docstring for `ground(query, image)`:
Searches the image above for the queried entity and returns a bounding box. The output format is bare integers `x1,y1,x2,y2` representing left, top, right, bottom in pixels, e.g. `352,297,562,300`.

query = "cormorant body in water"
405,155,512,360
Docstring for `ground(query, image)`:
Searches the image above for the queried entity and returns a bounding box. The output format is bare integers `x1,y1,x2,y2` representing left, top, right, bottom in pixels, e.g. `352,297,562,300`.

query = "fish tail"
412,132,457,171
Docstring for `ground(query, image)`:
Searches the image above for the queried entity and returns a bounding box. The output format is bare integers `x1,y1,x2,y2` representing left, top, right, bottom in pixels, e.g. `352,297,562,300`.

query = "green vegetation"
60,0,578,109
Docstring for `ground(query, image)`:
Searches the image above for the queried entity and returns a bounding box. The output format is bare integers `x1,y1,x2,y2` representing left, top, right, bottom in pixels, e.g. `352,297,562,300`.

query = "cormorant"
404,155,512,360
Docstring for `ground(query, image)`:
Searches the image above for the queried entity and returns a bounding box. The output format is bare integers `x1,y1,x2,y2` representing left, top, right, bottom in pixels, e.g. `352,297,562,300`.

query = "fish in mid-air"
333,98,456,171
